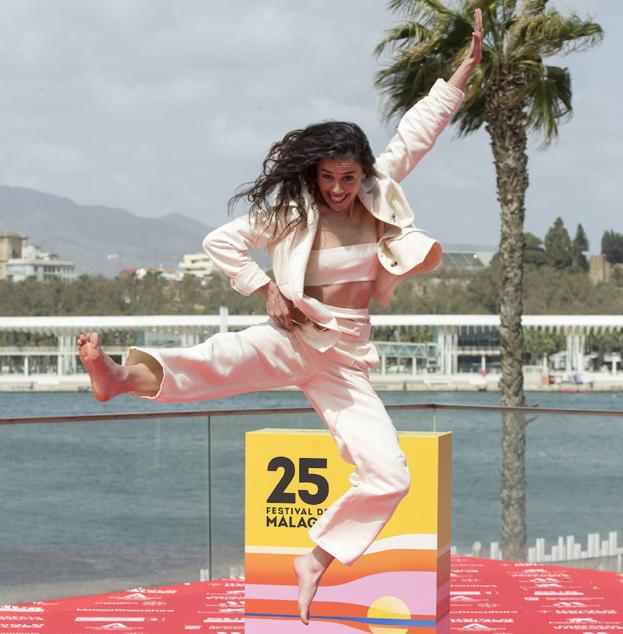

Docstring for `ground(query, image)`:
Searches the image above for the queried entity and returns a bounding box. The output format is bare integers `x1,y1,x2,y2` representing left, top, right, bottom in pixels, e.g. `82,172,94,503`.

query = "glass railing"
431,403,623,571
0,402,621,604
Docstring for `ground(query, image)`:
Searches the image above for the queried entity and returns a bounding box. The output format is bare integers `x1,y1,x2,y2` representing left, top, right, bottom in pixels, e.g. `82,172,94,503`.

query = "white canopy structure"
1,312,622,377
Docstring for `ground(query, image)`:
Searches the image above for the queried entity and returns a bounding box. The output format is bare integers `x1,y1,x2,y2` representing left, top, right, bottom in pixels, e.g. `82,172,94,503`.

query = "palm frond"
452,58,492,136
523,0,550,17
510,8,604,59
374,0,601,143
523,64,572,146
443,12,475,49
375,1,470,120
387,0,454,19
551,13,603,55
500,0,520,12
453,89,488,135
374,22,433,58
376,51,451,122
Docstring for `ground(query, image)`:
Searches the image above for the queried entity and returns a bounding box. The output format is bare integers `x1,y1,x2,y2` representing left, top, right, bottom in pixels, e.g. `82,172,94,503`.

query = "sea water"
0,390,621,597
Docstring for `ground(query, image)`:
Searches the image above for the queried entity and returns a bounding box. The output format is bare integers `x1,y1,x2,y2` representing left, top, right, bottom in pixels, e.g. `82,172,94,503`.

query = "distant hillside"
0,185,215,275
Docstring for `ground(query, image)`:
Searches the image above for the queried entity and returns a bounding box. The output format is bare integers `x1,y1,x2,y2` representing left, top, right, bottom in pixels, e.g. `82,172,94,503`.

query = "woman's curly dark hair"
228,121,377,241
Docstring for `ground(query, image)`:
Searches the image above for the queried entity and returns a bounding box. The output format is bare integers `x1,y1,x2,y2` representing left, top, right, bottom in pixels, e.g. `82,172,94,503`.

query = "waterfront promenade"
2,368,623,392
1,313,623,392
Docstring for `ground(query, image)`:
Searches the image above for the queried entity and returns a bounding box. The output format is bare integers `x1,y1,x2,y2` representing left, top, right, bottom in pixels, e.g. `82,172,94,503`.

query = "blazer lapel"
358,175,414,229
289,201,319,299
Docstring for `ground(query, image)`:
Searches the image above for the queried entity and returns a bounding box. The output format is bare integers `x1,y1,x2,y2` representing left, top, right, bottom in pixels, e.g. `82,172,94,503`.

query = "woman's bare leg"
77,332,162,402
293,545,335,625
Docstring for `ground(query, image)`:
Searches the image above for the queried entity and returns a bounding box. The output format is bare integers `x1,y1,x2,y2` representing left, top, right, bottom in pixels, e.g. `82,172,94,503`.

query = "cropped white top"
304,243,378,287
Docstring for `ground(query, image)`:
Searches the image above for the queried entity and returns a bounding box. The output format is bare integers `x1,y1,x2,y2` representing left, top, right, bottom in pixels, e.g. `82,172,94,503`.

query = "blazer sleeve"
202,213,273,296
374,78,465,183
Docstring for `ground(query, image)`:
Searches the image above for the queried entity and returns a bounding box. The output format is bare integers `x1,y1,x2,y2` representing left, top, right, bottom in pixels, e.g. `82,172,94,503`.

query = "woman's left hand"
464,8,483,70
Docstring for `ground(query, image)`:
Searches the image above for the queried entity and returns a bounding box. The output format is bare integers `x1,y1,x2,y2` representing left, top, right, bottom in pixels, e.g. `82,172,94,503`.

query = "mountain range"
0,185,495,277
0,185,215,276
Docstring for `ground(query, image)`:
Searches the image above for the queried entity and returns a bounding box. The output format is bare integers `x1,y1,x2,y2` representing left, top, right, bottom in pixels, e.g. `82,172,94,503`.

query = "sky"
0,0,620,253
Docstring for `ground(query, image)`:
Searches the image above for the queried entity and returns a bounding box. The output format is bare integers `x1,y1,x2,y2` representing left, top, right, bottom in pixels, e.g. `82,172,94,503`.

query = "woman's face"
316,158,366,214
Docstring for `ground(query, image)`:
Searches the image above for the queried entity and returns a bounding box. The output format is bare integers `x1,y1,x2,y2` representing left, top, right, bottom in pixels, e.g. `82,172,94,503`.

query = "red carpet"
5,557,622,633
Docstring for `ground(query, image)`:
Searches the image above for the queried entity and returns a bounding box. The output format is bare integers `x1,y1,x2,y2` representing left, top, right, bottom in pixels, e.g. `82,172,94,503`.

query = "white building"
121,267,182,282
5,244,75,283
0,231,28,280
178,252,216,279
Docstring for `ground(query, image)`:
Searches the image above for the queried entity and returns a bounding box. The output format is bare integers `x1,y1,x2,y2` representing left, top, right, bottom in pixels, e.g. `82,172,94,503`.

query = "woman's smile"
316,158,366,214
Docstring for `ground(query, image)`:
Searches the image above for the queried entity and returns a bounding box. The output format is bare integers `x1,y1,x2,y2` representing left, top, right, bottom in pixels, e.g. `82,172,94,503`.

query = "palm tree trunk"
485,73,529,560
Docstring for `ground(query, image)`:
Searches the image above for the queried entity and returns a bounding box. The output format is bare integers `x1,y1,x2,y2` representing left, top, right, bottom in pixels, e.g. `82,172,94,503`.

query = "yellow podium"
245,429,452,633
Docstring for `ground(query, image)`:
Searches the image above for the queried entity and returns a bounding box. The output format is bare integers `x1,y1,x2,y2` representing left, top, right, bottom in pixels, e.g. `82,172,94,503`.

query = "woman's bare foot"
293,546,334,625
77,332,128,402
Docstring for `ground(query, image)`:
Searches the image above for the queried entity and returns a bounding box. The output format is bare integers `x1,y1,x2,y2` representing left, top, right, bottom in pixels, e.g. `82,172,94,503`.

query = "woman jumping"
77,10,482,625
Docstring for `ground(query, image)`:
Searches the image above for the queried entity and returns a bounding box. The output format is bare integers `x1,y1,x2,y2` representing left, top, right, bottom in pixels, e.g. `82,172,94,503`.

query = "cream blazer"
203,78,465,351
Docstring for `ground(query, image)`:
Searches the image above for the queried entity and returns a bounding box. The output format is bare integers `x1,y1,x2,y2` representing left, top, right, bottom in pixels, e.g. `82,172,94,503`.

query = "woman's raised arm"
374,9,482,183
448,8,483,92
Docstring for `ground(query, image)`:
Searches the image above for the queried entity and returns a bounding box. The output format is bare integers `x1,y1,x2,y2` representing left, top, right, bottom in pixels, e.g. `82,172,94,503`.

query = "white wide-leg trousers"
124,311,410,566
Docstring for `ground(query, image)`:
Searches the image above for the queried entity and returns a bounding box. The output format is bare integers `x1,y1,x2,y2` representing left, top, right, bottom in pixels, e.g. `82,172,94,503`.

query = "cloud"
0,0,619,252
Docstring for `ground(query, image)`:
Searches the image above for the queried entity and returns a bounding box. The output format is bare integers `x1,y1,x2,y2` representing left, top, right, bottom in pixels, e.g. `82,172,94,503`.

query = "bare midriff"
303,280,376,309
301,199,381,311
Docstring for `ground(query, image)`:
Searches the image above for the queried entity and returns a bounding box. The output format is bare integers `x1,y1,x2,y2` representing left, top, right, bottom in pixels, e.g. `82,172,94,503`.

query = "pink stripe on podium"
247,570,439,613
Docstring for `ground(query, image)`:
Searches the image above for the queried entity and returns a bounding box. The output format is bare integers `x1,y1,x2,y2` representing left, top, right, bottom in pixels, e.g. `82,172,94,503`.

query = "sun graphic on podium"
366,596,411,634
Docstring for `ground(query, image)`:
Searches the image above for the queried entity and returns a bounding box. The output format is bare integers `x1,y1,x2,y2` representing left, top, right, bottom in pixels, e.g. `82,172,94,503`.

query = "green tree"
524,232,547,266
374,0,602,558
611,267,623,288
174,274,208,314
571,223,589,270
523,328,564,364
466,255,501,313
601,230,623,264
544,217,573,268
523,266,597,313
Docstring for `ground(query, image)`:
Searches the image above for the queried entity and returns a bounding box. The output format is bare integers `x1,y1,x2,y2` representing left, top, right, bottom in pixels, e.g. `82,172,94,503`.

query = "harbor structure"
0,313,622,389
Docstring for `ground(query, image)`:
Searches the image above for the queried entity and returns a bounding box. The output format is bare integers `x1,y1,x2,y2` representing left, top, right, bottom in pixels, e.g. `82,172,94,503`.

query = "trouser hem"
307,532,353,567
123,346,165,399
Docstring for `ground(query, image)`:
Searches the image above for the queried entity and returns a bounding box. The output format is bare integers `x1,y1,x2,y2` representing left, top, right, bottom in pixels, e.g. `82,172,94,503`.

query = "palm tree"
375,0,602,559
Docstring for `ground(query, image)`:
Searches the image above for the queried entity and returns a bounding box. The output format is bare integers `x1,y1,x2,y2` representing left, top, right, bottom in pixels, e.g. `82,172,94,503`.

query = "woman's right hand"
258,281,296,330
